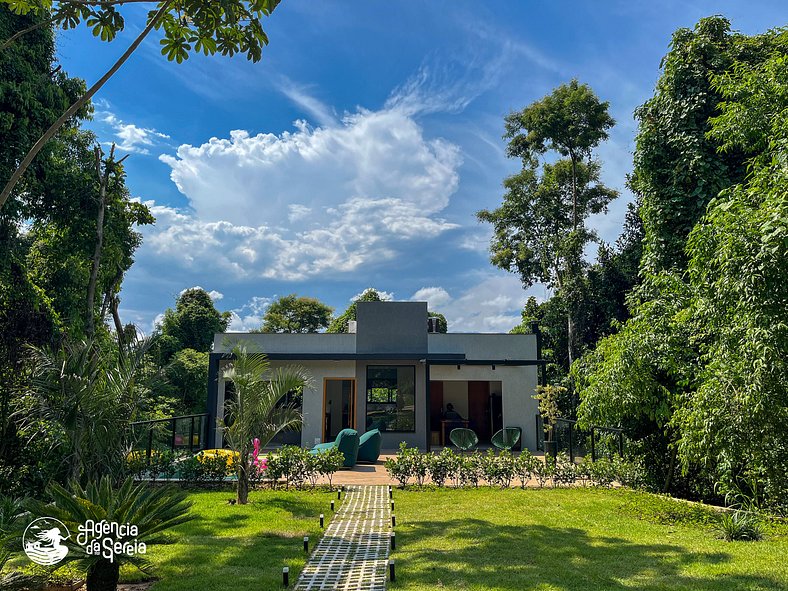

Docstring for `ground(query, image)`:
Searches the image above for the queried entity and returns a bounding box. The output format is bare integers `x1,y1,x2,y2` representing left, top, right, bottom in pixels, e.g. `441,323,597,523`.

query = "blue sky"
55,0,785,333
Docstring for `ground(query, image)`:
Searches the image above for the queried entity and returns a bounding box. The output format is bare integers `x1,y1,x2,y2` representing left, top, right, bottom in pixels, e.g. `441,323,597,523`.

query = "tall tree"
574,19,788,509
478,155,617,366
257,294,334,334
0,0,284,210
490,81,617,365
157,288,230,361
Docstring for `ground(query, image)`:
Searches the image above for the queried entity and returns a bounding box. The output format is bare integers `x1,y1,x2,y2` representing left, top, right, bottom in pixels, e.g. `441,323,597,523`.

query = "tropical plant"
219,344,309,504
23,476,192,591
714,510,764,542
16,336,152,484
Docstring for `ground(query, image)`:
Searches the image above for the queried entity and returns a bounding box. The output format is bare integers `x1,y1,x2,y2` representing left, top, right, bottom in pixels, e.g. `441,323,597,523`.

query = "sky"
54,0,786,334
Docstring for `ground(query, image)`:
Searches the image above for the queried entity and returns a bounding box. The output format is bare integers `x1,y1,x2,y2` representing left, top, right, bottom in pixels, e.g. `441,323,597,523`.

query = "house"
206,301,545,451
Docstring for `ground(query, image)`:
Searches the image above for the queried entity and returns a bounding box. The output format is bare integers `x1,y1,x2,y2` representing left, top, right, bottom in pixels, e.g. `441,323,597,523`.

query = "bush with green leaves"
533,457,553,488
480,449,516,488
515,450,537,488
266,446,309,490
715,510,765,541
553,453,577,487
385,442,418,488
428,448,459,487
308,448,344,491
589,457,615,488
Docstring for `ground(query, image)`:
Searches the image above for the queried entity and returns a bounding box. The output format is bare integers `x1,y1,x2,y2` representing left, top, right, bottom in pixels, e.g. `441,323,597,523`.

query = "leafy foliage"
219,344,309,503
156,288,230,361
257,294,333,334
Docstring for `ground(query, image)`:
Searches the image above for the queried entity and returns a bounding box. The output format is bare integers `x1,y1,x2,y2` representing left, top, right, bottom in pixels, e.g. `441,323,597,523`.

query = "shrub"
385,442,416,488
533,457,552,488
267,446,309,489
429,448,457,487
576,456,594,486
589,457,615,488
311,448,344,490
411,449,430,487
480,449,516,488
515,450,537,488
459,451,484,488
715,510,764,541
553,453,577,487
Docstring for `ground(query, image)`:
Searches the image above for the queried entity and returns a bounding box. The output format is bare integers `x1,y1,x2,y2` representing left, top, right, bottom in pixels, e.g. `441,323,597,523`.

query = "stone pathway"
295,485,390,590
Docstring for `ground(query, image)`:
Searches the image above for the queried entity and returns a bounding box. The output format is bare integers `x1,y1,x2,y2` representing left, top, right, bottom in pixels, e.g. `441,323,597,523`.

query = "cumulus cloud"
410,286,452,309
98,110,169,155
227,296,272,332
143,96,463,280
412,275,539,333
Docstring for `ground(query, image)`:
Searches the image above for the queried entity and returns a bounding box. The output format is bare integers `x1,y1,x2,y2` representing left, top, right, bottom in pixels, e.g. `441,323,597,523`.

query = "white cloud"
227,296,272,332
99,110,169,155
413,275,542,333
145,95,463,280
350,288,394,302
276,77,338,127
180,286,223,301
410,286,452,309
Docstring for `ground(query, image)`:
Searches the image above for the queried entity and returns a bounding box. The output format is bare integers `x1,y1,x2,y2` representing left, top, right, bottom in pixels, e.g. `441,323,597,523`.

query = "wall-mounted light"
456,364,461,370
492,364,496,370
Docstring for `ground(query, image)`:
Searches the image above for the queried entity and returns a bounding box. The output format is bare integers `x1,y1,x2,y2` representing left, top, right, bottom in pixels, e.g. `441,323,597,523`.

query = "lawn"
121,488,338,591
389,487,788,591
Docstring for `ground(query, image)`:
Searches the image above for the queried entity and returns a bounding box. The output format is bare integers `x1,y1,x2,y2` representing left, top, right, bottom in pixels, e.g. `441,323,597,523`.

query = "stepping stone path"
295,485,390,590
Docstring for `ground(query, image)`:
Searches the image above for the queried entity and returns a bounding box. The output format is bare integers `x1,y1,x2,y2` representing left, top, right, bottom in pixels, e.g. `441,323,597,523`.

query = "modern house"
206,301,545,451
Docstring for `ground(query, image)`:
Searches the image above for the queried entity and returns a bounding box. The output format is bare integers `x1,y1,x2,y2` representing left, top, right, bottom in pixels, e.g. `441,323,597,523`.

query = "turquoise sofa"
310,428,359,468
357,429,381,463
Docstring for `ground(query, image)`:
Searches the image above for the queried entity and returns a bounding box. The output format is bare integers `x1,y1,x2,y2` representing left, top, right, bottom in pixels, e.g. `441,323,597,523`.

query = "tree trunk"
662,445,678,494
567,313,575,367
86,147,110,338
237,463,249,505
110,295,124,349
86,559,120,591
570,154,578,231
0,1,172,210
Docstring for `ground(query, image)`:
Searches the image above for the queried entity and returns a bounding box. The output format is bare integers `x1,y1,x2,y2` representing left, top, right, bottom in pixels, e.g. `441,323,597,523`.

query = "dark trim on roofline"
209,352,545,366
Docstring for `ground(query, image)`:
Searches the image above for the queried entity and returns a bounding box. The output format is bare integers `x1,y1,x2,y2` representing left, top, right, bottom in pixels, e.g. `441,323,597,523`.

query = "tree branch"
0,0,173,211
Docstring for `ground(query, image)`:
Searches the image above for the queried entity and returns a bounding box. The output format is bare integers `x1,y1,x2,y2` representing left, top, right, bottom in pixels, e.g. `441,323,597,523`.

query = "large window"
366,366,416,432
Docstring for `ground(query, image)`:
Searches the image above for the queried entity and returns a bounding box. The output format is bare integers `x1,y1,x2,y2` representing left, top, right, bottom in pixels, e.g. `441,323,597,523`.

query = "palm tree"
220,344,310,504
16,336,151,483
24,476,192,591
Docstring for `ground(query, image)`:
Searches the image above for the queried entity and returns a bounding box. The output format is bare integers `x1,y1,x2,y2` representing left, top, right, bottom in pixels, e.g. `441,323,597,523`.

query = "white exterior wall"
429,364,540,451
214,333,355,354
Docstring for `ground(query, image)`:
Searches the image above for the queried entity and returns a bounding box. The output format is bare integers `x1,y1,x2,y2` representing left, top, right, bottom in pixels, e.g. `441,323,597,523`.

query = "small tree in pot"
534,384,565,458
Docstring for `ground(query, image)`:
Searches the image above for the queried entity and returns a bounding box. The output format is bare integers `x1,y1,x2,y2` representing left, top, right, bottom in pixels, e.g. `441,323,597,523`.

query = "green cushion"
334,428,359,467
357,429,381,463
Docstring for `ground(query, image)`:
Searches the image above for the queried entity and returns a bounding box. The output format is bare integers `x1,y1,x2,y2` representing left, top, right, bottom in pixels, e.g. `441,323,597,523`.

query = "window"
366,366,416,432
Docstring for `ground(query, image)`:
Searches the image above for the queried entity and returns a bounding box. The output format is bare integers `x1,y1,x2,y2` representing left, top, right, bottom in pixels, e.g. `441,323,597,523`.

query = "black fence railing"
535,415,624,462
130,413,209,459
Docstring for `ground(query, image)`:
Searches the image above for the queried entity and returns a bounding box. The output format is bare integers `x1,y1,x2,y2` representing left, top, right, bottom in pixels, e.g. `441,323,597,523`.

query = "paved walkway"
295,485,390,590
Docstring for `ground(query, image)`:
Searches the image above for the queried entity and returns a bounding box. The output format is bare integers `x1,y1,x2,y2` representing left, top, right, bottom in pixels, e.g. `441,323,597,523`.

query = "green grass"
390,487,788,591
120,488,338,591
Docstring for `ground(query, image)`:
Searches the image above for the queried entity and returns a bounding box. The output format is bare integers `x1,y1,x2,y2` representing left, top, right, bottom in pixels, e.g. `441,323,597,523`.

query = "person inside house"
443,403,463,421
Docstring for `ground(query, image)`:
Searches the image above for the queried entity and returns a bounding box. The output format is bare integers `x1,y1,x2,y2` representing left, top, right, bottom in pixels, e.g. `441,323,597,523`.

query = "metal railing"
535,415,624,462
130,413,209,459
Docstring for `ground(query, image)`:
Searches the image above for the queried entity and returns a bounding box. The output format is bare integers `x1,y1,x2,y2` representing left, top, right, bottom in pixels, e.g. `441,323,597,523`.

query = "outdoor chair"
491,427,521,451
357,429,382,463
310,428,359,468
449,427,478,452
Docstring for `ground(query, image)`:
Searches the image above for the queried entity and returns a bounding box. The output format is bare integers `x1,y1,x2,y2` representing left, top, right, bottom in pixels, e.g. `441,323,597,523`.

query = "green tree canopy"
574,19,788,511
157,288,230,360
164,348,208,414
257,294,333,334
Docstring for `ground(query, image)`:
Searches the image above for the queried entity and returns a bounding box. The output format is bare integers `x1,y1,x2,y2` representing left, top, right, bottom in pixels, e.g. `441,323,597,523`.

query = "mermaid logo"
23,518,70,566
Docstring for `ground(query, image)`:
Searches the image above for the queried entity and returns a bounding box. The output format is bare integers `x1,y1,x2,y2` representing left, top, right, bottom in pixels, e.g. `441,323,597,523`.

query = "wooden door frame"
322,378,356,442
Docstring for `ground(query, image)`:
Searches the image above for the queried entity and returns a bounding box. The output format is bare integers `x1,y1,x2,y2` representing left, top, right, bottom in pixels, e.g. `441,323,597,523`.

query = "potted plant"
533,384,565,459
